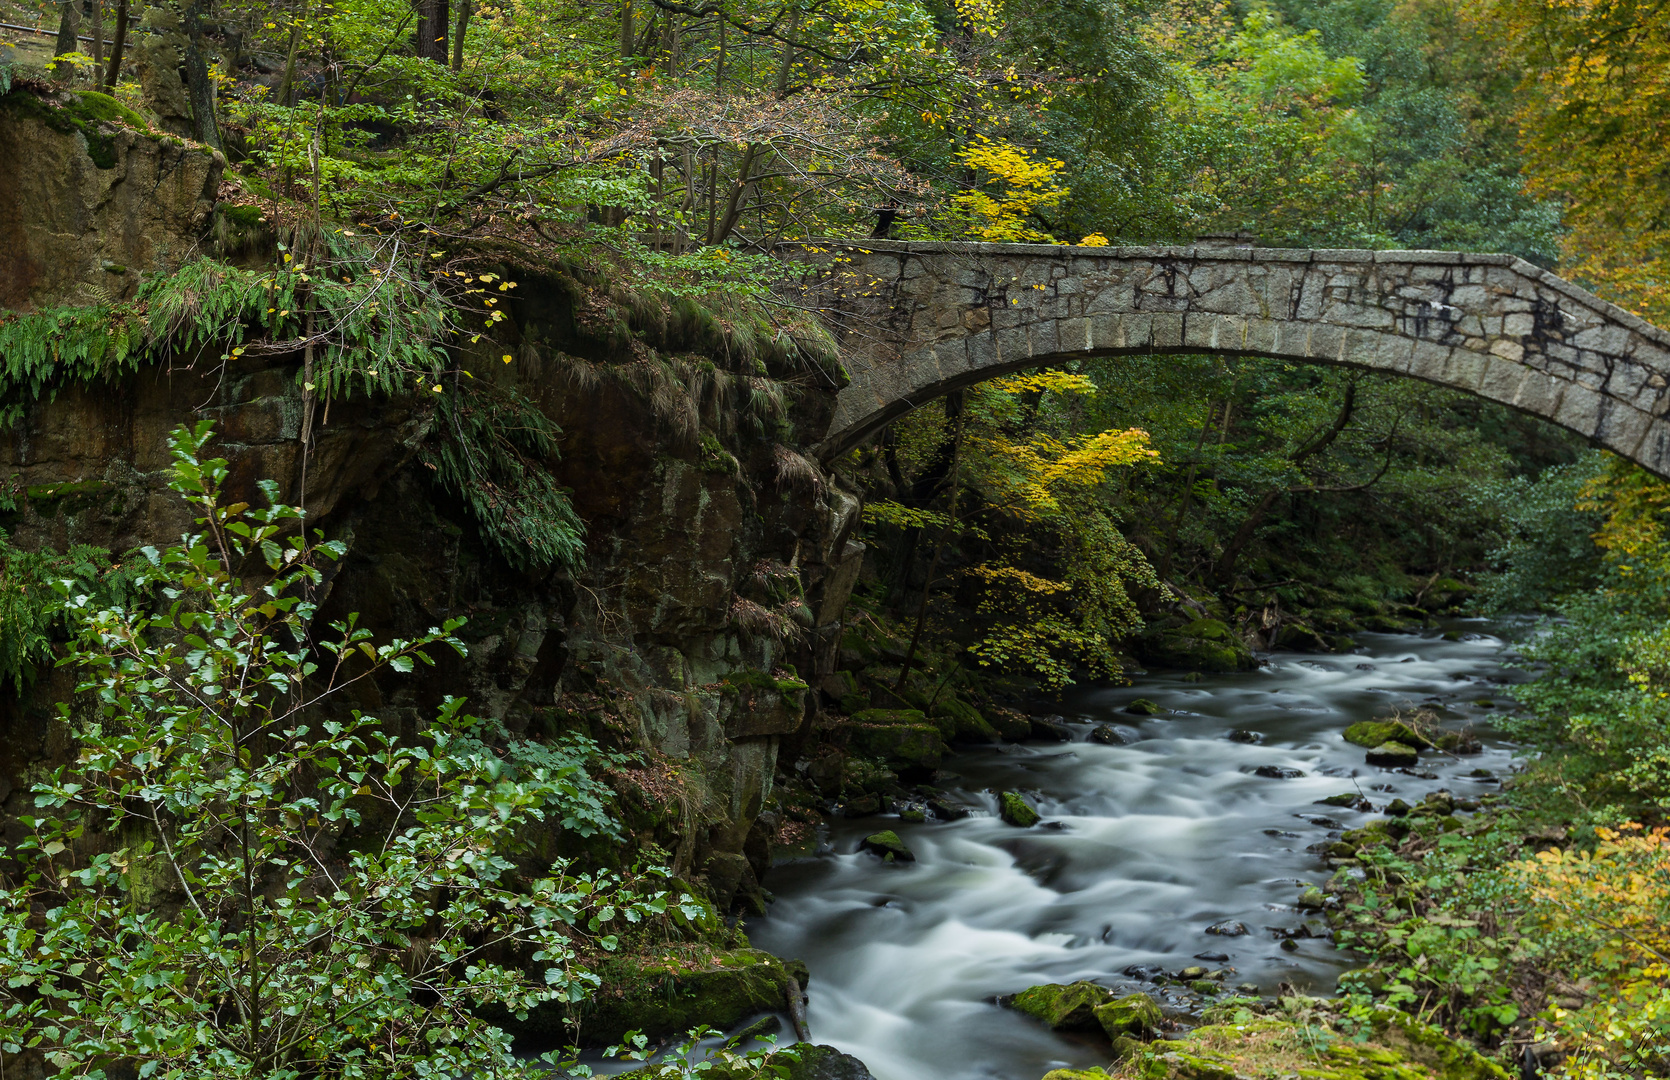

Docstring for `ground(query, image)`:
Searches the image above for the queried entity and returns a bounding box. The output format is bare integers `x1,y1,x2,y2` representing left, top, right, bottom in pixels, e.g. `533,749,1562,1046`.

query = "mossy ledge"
0,88,149,170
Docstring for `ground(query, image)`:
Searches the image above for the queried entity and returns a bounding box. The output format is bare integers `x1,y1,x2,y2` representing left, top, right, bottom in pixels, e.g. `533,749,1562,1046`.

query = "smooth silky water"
746,623,1526,1080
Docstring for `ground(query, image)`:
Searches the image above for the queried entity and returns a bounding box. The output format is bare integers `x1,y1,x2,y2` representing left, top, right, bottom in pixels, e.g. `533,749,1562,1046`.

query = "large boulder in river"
1010,981,1114,1030
1136,618,1256,673
779,1044,881,1080
1344,719,1432,749
846,709,946,771
1366,741,1420,768
859,829,914,861
620,1044,878,1080
1094,992,1163,1038
523,947,808,1045
1000,791,1041,827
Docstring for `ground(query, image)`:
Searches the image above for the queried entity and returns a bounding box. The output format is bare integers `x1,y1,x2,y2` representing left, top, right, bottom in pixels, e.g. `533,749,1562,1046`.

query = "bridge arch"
802,240,1670,476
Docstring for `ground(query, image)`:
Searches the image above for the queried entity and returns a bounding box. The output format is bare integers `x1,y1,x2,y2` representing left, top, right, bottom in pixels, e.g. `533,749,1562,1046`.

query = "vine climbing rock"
0,86,222,310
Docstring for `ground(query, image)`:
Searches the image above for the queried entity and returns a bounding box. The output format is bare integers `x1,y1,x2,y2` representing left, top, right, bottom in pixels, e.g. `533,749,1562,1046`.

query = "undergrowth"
0,533,140,693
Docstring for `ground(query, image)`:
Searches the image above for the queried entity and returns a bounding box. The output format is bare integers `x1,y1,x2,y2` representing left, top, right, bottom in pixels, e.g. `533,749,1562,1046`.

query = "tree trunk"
52,0,80,80
416,0,448,63
617,0,633,58
90,0,104,75
104,0,127,88
1212,382,1357,586
179,0,221,150
449,0,469,70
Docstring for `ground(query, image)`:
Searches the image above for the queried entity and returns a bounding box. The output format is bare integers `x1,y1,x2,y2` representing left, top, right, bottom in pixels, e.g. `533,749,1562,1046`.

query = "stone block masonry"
793,241,1670,477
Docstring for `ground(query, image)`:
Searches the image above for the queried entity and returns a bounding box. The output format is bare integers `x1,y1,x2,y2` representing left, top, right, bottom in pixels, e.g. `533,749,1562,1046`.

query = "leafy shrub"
0,422,659,1078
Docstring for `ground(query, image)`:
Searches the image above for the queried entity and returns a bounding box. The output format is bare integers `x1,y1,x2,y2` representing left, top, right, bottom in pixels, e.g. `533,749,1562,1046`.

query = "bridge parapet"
793,240,1670,476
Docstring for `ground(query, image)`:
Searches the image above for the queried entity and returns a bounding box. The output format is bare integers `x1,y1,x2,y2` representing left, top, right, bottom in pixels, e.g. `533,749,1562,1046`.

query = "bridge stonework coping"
795,240,1670,476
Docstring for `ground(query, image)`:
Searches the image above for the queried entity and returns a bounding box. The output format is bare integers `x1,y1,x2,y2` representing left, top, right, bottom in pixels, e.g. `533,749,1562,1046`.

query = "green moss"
1124,698,1164,715
514,947,809,1046
1011,981,1113,1030
1185,618,1232,641
1094,993,1162,1038
721,668,808,695
1042,1070,1114,1080
1343,720,1432,749
0,89,146,169
847,710,944,770
931,695,1000,743
1138,620,1255,672
1001,791,1040,827
860,829,913,861
1128,1010,1509,1080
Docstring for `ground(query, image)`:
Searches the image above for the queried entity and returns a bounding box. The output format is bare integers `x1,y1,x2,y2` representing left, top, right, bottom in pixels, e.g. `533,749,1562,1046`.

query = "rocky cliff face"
0,89,862,914
0,88,223,311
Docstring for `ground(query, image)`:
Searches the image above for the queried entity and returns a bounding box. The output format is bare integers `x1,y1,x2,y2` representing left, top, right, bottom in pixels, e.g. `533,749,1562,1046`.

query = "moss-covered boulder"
618,1043,878,1080
721,668,809,738
847,709,946,771
1010,980,1114,1030
1124,698,1164,716
1137,619,1256,673
1366,741,1420,767
555,948,810,1045
932,695,1001,743
779,1043,882,1080
1093,992,1162,1038
1275,622,1331,652
1121,1008,1509,1080
1000,791,1041,827
1344,719,1432,749
1041,1070,1114,1080
859,829,914,862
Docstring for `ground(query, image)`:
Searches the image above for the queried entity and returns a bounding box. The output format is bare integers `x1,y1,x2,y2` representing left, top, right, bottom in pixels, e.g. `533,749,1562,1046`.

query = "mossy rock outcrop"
1,86,223,309
1094,993,1162,1038
859,829,914,861
1366,741,1420,767
1000,791,1041,827
931,695,1002,743
522,947,810,1045
847,709,946,771
1343,720,1432,749
619,1043,879,1080
1115,1008,1508,1080
1010,980,1115,1030
1137,619,1256,673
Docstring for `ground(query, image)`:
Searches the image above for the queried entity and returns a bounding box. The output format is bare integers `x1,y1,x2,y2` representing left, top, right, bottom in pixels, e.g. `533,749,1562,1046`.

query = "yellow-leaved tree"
1513,825,1670,1080
953,137,1070,243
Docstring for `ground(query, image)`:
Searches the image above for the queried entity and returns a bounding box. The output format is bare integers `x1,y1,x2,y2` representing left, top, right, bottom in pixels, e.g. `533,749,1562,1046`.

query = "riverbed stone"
1366,741,1421,767
1205,920,1250,936
847,709,946,771
778,1044,882,1080
540,948,809,1045
1124,698,1164,715
1000,791,1041,827
1344,719,1432,749
859,829,914,861
1093,991,1163,1036
1010,980,1114,1030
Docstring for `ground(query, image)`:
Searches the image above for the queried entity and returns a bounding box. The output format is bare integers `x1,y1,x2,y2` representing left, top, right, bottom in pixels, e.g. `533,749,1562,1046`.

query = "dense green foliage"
0,424,660,1077
5,0,1670,1069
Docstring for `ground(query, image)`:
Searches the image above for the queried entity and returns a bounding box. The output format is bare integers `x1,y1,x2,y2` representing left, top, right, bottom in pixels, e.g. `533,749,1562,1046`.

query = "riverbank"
749,625,1524,1080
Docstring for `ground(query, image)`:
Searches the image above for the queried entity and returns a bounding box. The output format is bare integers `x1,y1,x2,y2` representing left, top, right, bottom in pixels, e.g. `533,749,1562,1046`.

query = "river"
747,623,1525,1080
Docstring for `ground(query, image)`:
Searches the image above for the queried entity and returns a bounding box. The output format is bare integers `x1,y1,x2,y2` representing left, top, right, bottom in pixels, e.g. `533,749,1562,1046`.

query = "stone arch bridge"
798,240,1670,476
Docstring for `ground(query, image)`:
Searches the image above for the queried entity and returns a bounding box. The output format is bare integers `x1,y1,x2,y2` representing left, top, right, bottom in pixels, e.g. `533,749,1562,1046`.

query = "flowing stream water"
747,623,1526,1080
